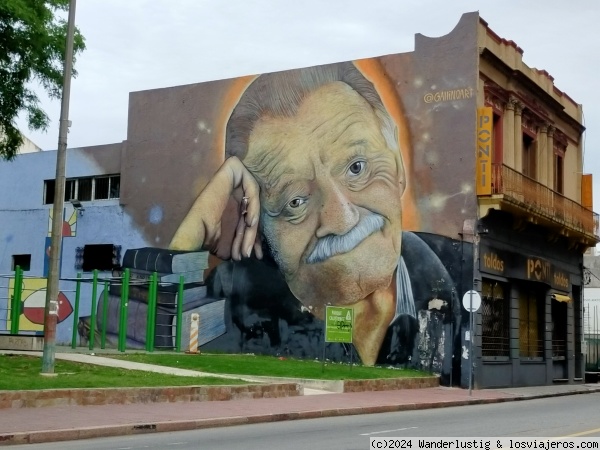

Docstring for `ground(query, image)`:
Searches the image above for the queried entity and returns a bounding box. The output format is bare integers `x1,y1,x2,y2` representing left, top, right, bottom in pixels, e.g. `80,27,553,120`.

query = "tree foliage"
0,0,85,160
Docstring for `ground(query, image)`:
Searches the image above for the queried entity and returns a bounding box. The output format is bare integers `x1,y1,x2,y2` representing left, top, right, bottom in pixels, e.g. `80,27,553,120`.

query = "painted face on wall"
243,81,405,313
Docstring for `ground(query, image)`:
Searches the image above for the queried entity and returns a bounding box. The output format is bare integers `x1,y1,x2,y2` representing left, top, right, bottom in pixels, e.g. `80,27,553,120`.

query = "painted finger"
207,225,222,255
238,169,260,229
253,233,263,260
231,215,246,261
241,220,258,259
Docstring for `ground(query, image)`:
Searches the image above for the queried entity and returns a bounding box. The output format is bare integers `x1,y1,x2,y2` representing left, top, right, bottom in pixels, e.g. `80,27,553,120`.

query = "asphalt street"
18,392,600,450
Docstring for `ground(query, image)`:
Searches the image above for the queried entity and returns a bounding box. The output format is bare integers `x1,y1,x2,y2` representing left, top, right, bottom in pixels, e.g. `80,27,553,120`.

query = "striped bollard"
187,313,200,354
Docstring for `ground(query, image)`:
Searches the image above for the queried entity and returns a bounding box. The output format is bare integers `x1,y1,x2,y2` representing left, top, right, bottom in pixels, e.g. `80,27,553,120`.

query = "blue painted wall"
0,146,148,344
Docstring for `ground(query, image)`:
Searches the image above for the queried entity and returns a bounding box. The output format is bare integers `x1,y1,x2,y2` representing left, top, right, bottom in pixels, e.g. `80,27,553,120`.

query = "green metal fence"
2,267,185,353
585,304,600,372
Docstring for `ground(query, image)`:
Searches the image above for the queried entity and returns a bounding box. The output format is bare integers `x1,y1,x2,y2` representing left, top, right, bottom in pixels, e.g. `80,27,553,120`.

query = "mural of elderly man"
171,61,460,369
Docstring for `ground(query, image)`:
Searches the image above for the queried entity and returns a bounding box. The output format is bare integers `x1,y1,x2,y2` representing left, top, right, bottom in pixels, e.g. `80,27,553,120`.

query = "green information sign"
325,306,353,343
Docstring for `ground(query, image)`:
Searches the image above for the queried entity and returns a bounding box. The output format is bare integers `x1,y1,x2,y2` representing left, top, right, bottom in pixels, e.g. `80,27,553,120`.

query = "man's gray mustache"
306,214,385,264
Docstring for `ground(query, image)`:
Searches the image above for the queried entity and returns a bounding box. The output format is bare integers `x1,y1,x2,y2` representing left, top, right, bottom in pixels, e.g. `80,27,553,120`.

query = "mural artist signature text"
424,87,474,104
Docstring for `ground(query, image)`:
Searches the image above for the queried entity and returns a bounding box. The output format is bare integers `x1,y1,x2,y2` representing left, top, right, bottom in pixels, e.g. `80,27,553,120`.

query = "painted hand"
169,156,263,261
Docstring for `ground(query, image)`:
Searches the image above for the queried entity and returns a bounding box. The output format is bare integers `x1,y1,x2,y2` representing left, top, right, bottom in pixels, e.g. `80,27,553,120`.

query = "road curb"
0,376,440,409
0,383,302,410
2,391,595,446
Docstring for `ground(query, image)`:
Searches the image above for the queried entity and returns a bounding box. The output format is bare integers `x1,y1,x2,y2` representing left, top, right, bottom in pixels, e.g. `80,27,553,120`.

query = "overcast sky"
16,0,600,209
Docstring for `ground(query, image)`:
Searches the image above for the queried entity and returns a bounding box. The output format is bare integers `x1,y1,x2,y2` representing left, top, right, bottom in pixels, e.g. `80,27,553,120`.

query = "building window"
44,180,55,204
493,113,503,164
481,280,509,357
522,133,537,179
552,298,567,358
12,254,31,271
94,175,121,200
78,244,121,272
519,287,545,358
44,175,120,205
77,177,93,201
554,151,564,194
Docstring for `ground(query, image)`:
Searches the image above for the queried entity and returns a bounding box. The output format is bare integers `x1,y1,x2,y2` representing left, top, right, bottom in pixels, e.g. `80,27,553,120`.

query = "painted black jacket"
204,231,465,373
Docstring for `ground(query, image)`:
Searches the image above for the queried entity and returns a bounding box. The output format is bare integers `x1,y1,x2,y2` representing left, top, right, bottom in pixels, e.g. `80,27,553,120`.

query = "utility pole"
42,0,77,374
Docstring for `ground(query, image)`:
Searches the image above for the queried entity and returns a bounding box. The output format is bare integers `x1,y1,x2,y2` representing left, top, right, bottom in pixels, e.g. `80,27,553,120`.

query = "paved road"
3,350,600,447
20,393,600,450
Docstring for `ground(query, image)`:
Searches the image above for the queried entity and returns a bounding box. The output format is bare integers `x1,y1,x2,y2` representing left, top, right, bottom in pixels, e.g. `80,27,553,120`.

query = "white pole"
469,290,473,396
42,0,77,374
188,313,199,354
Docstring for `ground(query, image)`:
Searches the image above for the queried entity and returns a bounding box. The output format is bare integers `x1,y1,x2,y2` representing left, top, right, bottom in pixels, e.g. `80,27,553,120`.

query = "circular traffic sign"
462,290,481,312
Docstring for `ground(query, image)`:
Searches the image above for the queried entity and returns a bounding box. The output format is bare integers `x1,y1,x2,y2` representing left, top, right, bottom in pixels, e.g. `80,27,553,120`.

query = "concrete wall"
0,143,148,344
1,12,483,385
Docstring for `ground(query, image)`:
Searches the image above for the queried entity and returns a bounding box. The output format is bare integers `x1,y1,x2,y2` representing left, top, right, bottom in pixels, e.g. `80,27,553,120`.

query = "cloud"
14,0,600,212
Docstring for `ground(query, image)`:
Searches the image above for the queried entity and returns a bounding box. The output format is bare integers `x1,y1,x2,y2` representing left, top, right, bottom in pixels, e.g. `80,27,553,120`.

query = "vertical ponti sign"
325,306,353,343
477,107,493,195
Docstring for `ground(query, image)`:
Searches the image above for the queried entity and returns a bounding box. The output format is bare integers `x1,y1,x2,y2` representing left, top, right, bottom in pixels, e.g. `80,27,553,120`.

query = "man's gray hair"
225,61,400,159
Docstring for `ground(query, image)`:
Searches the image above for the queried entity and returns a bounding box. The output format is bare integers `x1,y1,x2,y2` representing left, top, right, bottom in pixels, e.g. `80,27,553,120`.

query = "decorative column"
503,98,516,168
567,298,575,382
547,126,555,190
513,100,523,173
510,285,521,383
538,124,549,186
544,294,553,385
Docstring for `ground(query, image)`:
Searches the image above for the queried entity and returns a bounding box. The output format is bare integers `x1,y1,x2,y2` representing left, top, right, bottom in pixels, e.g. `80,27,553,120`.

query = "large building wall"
17,134,41,154
564,141,580,200
475,18,590,387
0,143,148,344
1,13,483,384
477,18,585,204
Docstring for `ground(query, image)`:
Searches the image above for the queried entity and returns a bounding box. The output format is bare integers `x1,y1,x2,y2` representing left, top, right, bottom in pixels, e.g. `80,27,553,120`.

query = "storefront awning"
552,293,572,303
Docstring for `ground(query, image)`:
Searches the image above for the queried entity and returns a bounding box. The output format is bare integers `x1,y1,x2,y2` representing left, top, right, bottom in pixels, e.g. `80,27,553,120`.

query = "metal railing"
1,267,186,353
585,304,600,371
552,341,566,358
489,164,599,238
482,336,510,357
519,340,544,359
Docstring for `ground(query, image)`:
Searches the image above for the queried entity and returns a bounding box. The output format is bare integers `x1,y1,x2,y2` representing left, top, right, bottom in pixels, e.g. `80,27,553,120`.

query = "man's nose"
315,183,359,238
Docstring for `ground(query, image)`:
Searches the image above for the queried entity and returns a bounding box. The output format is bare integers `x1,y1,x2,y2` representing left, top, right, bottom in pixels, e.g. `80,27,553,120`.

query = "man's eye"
348,160,366,175
288,198,305,209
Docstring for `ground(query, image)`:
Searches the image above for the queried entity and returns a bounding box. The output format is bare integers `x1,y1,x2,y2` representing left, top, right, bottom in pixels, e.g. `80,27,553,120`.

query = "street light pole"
42,0,77,374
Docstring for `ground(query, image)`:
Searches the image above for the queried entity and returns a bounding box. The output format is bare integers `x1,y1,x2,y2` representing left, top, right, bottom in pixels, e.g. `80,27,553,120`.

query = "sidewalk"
1,351,600,446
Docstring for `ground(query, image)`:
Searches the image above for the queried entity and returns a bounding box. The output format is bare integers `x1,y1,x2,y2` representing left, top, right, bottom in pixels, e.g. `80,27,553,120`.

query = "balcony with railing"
486,163,599,242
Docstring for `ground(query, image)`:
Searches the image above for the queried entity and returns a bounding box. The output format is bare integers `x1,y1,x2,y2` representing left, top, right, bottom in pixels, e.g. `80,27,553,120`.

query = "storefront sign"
480,244,570,291
476,107,493,195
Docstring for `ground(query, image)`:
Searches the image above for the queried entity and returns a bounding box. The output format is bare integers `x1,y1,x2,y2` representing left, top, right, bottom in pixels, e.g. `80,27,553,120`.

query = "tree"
0,0,85,160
